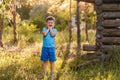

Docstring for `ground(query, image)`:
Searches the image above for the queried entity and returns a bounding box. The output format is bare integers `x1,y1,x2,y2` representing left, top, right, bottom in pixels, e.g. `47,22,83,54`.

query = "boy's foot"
49,72,55,80
41,72,48,80
43,75,48,80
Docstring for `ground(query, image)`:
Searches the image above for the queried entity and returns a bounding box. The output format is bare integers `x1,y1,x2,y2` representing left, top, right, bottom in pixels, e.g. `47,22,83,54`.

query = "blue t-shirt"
42,27,57,47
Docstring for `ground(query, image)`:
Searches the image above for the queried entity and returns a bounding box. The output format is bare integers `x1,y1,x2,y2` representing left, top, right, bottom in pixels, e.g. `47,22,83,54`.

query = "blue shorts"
40,47,56,62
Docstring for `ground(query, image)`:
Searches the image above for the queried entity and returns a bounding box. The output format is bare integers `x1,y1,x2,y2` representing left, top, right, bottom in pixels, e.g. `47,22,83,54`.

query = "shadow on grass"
0,64,18,80
68,49,120,80
0,54,43,80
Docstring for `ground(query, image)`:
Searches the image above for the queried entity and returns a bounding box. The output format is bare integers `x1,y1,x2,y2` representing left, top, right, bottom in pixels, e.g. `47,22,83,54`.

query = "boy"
40,16,57,77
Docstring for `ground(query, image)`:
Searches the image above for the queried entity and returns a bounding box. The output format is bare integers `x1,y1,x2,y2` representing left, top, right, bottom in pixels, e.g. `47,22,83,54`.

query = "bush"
17,21,36,36
30,15,46,31
17,21,38,48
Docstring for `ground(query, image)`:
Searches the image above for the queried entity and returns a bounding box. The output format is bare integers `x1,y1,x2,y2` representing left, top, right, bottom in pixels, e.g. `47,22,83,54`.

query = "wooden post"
76,0,81,54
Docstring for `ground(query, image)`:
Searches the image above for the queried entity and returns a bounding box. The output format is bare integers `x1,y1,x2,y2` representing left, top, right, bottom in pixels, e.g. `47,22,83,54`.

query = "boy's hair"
46,16,55,22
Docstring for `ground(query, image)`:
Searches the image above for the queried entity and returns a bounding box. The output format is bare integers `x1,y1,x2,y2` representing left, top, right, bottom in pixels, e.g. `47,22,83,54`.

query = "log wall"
81,0,120,51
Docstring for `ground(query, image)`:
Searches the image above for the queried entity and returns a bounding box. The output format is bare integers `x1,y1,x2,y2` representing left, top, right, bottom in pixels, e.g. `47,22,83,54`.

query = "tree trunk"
69,0,72,44
76,1,81,54
84,2,89,42
12,1,17,43
0,11,4,47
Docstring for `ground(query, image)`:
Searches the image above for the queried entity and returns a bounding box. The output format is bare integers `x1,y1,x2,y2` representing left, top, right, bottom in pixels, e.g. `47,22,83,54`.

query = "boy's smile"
46,20,55,28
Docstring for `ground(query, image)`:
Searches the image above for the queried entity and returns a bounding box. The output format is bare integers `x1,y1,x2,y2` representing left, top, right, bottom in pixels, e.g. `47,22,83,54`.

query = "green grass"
0,27,120,80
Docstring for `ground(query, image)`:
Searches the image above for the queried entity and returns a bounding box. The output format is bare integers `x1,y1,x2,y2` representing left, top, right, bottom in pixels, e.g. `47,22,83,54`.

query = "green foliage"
3,21,39,47
17,5,32,20
1,28,120,80
17,21,38,46
30,15,46,30
29,3,50,30
0,53,43,80
17,21,36,36
54,11,69,31
2,1,120,80
4,0,12,3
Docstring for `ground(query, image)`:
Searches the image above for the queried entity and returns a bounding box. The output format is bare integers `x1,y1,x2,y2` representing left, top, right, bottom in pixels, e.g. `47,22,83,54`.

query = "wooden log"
101,4,120,11
83,44,120,51
97,37,120,43
96,42,103,47
77,0,94,3
101,45,120,51
103,0,120,3
95,0,102,5
102,29,120,36
102,12,120,18
102,19,120,27
83,44,96,51
95,5,103,14
96,33,103,39
78,0,120,3
97,26,104,31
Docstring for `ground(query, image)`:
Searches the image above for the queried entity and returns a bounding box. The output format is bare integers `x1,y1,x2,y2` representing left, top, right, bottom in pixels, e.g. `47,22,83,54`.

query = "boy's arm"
42,29,49,36
49,28,56,37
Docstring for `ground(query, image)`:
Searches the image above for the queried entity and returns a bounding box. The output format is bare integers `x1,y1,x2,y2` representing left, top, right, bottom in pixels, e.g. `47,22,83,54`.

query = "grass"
0,27,120,80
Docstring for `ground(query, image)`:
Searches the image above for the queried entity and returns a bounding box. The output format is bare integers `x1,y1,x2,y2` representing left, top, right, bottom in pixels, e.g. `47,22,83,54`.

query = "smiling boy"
40,16,57,78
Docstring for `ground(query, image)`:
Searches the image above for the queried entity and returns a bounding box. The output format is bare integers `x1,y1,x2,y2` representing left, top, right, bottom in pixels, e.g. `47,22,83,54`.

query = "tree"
0,10,4,47
76,0,81,54
11,0,17,42
80,2,96,41
84,2,89,42
0,0,5,47
29,1,50,29
0,0,13,47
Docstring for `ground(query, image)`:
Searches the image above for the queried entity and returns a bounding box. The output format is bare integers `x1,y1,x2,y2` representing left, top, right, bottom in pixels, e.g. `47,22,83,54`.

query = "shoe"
41,72,48,80
49,72,54,80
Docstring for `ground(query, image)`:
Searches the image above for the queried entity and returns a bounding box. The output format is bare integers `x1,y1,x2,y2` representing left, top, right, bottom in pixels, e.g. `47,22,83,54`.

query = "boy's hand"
49,27,55,37
42,28,49,36
48,27,53,31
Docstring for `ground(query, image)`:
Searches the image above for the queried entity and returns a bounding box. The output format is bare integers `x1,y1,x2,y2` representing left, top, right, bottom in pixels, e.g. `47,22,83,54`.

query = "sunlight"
0,0,120,80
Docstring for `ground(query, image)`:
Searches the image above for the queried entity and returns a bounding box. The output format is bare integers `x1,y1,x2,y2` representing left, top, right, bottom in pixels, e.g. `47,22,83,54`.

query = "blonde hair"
46,16,55,22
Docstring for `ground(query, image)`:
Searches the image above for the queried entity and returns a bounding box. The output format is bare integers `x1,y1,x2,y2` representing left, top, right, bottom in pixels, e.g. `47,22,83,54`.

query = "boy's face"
46,20,55,28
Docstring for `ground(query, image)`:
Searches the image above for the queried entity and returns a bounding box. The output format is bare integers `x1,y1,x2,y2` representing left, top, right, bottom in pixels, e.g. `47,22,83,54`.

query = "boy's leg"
43,61,48,74
41,47,49,74
50,61,54,74
49,47,56,77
